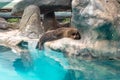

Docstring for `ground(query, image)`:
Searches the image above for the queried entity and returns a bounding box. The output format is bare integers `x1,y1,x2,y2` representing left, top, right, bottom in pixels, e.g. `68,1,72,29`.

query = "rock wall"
45,0,120,60
71,0,120,40
71,0,120,59
2,0,120,60
12,0,71,16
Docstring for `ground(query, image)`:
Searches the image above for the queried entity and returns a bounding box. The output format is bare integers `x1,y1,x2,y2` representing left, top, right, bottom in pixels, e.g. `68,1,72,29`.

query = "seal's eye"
72,33,76,36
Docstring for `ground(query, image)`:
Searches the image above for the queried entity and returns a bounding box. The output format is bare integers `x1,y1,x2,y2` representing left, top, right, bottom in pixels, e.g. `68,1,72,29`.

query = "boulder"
0,17,9,30
42,11,59,32
71,0,120,57
71,0,120,40
0,45,11,52
43,11,71,32
11,0,71,16
18,5,44,39
71,0,120,28
7,22,19,29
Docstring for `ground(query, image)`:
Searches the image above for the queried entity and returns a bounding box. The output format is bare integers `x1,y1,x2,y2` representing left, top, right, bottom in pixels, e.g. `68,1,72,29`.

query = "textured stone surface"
43,11,71,32
0,17,9,30
71,0,120,45
71,0,119,28
0,17,19,30
71,0,120,40
42,11,59,32
45,38,120,60
44,0,120,60
18,5,44,39
11,0,71,16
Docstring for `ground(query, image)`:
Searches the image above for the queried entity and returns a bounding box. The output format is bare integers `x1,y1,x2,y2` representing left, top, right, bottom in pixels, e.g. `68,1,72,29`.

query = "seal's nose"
74,32,81,40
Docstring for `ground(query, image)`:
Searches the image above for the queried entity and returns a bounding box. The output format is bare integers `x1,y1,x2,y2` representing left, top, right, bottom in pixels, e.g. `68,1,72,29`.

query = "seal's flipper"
36,42,44,50
36,42,39,49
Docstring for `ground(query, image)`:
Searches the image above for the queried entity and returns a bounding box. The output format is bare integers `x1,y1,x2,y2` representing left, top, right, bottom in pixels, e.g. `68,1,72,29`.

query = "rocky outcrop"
18,5,44,39
0,17,18,30
11,0,72,33
43,11,59,32
71,0,120,55
72,0,120,28
43,11,71,32
71,0,120,40
44,0,120,60
0,45,11,52
45,38,120,60
11,0,71,16
0,17,9,30
8,22,19,29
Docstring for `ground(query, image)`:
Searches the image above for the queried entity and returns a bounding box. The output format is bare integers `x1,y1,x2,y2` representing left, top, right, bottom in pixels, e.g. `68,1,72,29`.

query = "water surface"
0,45,120,80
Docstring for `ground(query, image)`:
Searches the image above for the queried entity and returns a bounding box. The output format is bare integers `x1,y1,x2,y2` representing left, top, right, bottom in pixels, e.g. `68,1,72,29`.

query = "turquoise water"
0,45,120,80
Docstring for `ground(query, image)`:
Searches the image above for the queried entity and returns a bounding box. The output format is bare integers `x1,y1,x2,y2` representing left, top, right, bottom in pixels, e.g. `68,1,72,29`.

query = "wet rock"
20,50,33,70
18,5,44,39
11,0,71,16
0,45,11,52
45,38,120,60
45,38,81,57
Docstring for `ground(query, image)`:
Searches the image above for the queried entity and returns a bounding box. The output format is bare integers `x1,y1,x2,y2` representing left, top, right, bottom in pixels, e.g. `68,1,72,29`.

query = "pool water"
0,45,120,80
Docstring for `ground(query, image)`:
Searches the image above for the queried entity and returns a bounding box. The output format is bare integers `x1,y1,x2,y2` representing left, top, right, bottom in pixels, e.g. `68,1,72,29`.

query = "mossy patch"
7,18,19,23
62,18,70,23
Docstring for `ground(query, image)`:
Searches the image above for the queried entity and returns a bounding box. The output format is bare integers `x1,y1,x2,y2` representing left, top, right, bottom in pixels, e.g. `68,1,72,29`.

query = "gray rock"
117,0,120,3
0,45,11,52
11,0,71,16
44,0,120,60
71,0,120,45
7,22,19,29
42,11,70,32
42,11,59,32
0,17,9,30
19,5,44,39
45,38,120,60
71,0,120,40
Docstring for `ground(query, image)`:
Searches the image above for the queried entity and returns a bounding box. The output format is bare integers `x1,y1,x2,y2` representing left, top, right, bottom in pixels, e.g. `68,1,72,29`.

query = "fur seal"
36,27,81,50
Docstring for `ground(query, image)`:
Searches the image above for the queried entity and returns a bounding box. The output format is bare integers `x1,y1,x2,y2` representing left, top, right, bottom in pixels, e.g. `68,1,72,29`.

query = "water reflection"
0,45,120,80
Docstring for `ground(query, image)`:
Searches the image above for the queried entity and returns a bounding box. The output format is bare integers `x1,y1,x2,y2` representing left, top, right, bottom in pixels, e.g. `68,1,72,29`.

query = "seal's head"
64,28,81,40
